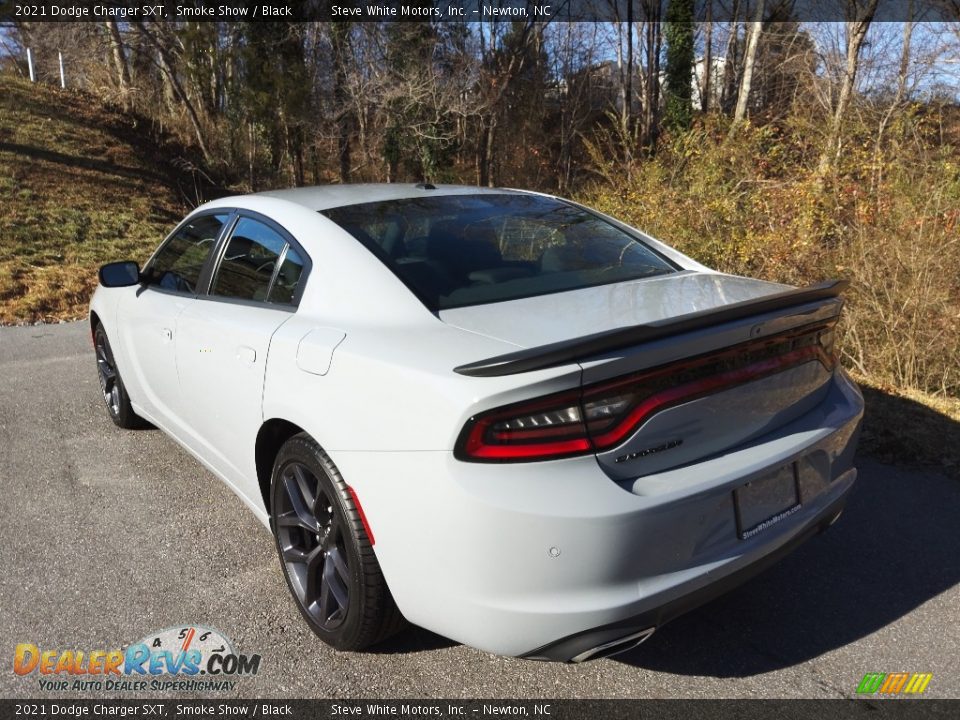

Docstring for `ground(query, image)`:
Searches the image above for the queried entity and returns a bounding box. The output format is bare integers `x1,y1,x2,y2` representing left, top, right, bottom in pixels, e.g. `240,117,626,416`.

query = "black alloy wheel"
275,459,351,630
271,434,404,650
94,324,147,429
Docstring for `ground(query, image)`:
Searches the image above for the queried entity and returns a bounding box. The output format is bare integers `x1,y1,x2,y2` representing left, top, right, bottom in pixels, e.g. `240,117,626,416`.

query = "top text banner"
0,0,953,23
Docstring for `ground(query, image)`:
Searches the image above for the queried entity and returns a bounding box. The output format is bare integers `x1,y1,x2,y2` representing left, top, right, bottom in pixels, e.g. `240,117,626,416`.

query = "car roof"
249,184,528,212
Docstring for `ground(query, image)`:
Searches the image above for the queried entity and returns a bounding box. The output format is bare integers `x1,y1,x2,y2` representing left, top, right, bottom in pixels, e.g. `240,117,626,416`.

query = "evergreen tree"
663,0,695,132
239,18,309,185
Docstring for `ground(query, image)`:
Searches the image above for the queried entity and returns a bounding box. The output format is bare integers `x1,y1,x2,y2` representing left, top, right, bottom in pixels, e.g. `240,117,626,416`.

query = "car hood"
438,271,791,349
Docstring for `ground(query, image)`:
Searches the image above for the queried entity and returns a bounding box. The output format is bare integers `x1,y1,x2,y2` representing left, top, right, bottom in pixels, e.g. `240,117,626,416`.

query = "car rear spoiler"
453,279,850,378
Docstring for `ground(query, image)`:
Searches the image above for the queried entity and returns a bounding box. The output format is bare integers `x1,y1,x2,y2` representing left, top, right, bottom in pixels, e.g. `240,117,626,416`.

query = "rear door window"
209,216,307,306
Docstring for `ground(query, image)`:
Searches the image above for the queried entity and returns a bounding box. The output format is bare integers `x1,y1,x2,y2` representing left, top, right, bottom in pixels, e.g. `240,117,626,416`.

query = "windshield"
321,194,677,311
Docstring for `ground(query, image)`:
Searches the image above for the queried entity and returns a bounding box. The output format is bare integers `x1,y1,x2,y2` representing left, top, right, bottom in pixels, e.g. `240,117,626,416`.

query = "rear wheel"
271,434,404,650
94,325,148,429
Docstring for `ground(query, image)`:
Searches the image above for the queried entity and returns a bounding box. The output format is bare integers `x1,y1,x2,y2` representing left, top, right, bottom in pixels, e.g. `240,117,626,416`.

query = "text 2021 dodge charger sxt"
89,185,863,662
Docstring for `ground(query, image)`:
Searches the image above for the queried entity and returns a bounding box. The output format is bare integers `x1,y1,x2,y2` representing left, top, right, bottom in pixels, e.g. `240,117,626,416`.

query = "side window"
211,217,303,304
147,214,229,293
269,246,305,305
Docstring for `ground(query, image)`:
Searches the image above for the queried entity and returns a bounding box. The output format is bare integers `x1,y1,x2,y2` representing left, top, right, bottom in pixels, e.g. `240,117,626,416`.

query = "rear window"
321,194,676,311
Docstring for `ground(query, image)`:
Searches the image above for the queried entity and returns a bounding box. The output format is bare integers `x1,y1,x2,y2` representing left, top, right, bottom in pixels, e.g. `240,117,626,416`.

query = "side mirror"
98,261,141,288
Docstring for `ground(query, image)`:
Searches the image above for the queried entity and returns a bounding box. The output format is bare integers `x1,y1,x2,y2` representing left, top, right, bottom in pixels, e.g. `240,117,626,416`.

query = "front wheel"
94,324,148,429
271,434,404,650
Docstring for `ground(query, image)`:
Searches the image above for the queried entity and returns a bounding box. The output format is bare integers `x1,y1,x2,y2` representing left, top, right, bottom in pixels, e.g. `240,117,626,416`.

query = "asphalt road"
1,321,958,699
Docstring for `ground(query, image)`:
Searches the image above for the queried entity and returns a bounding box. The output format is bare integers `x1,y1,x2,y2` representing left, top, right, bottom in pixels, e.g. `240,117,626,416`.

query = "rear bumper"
522,481,852,662
332,370,864,659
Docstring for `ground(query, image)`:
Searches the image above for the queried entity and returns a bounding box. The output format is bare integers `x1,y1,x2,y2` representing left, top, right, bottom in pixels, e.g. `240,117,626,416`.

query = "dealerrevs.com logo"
13,625,261,693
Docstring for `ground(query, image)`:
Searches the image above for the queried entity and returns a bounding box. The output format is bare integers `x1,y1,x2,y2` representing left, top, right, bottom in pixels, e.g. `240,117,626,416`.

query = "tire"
94,324,149,430
270,433,404,651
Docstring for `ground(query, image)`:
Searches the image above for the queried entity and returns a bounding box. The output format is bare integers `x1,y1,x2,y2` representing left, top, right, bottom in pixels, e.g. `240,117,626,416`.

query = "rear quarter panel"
261,314,582,453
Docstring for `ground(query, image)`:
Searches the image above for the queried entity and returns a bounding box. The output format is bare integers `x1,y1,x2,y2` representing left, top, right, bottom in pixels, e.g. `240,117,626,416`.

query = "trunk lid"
443,271,844,480
438,271,791,348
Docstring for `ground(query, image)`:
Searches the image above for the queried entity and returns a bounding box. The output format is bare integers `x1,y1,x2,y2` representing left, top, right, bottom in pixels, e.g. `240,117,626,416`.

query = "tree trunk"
614,13,634,164
473,21,536,185
248,121,256,191
720,8,741,113
896,13,913,102
625,3,633,139
640,7,662,149
733,0,764,124
701,8,712,112
475,120,486,186
664,0,696,133
337,120,351,183
817,0,880,174
484,116,497,187
872,10,913,186
285,119,305,186
105,21,131,95
331,23,353,183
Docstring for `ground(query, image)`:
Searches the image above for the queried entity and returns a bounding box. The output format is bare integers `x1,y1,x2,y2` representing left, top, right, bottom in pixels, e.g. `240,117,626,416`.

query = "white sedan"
90,184,863,662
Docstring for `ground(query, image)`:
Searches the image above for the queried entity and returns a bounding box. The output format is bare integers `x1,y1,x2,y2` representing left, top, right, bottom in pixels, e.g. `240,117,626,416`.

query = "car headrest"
226,236,255,260
427,221,502,275
463,222,498,246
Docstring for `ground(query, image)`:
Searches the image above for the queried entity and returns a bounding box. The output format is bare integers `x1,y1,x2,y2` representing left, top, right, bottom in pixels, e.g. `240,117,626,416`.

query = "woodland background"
1,8,959,461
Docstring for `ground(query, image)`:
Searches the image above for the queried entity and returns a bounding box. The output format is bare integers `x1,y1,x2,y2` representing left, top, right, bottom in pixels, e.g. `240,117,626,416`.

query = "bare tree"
104,20,130,97
133,21,211,163
701,7,713,112
473,20,542,186
609,0,635,161
639,3,662,148
817,0,880,174
549,23,602,192
720,11,743,112
733,0,764,124
329,22,354,183
874,12,914,159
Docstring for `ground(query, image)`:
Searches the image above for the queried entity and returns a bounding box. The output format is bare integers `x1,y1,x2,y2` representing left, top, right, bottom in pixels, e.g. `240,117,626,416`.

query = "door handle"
161,327,173,342
236,346,256,366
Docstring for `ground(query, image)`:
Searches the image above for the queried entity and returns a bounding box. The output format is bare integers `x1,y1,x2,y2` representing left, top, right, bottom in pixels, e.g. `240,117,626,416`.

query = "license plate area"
734,464,802,540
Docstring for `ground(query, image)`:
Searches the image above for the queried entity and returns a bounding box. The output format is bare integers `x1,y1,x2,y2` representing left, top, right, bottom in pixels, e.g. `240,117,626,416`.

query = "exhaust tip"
569,627,656,663
820,508,844,533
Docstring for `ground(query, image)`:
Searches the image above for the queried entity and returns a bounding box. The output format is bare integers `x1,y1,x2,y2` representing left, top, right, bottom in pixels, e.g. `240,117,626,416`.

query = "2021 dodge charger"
90,184,863,662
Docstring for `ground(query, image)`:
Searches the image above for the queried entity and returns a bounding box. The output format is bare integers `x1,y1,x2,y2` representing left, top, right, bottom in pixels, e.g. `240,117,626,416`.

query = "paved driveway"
1,322,957,698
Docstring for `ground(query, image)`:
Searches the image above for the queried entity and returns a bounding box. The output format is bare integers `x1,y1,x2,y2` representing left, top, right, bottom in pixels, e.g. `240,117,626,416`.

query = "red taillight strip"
455,321,837,463
464,431,592,460
588,344,828,449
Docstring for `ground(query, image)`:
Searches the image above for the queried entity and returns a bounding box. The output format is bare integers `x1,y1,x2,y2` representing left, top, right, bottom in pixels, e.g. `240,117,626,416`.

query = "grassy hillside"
0,75,195,324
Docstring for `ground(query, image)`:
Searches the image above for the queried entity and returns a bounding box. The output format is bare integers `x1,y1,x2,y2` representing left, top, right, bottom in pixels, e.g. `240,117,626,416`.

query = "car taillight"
455,321,838,463
459,389,592,461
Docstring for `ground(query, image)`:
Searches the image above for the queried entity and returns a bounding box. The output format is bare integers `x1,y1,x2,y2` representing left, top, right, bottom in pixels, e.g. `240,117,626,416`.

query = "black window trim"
195,211,241,295
200,209,313,309
267,244,291,297
141,209,237,298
